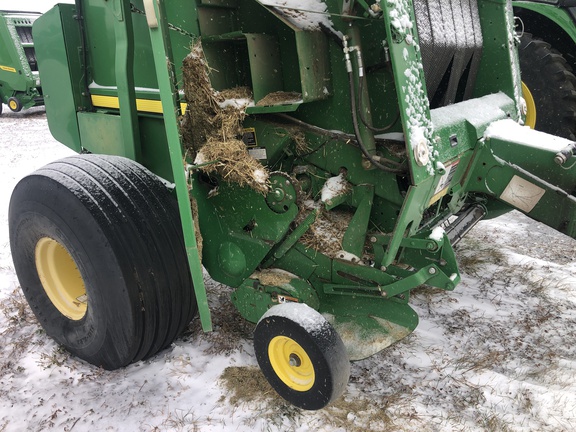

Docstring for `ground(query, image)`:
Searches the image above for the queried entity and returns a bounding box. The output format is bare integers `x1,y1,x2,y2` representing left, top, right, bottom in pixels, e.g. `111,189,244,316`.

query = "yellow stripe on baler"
91,94,187,114
0,65,17,73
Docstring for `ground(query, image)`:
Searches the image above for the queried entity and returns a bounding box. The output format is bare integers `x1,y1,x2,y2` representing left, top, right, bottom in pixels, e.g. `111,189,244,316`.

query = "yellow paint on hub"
35,237,87,321
521,81,537,129
268,335,315,391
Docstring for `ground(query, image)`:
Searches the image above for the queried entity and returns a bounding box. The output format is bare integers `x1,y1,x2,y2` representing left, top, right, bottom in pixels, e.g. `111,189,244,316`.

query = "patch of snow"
253,168,268,185
484,119,573,151
320,172,348,203
429,226,445,241
259,302,328,334
431,92,513,133
400,42,435,174
193,150,206,165
218,98,254,109
257,0,333,31
387,0,414,35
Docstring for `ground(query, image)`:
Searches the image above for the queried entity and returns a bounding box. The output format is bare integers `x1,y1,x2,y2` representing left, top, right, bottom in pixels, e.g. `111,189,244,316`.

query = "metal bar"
262,209,318,268
145,0,212,331
111,0,141,160
341,185,374,257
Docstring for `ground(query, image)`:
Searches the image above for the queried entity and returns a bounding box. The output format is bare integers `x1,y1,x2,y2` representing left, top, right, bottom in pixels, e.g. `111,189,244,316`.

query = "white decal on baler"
499,175,545,213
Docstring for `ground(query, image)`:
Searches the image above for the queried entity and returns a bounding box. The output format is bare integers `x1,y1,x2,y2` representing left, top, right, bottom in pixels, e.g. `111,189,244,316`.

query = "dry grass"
181,42,269,193
195,139,269,193
255,91,301,107
156,409,202,431
180,43,219,153
189,197,203,260
456,241,507,276
219,366,282,406
37,346,72,369
185,281,255,356
296,203,354,258
0,289,41,380
250,269,294,287
0,288,35,329
287,128,310,155
218,365,403,431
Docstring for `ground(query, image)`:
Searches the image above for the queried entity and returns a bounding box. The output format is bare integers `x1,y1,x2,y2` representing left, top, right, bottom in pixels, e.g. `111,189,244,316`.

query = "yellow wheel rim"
521,81,537,129
268,336,315,392
35,237,87,320
8,99,18,111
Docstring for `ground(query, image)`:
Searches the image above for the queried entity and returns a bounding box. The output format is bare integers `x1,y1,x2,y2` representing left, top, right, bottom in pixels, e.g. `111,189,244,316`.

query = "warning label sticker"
499,175,545,213
242,128,257,147
429,160,459,205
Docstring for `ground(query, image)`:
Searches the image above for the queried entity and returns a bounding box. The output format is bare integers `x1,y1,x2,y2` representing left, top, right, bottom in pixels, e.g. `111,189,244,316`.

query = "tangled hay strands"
256,91,302,107
250,268,295,287
296,201,353,258
181,42,269,193
195,139,269,194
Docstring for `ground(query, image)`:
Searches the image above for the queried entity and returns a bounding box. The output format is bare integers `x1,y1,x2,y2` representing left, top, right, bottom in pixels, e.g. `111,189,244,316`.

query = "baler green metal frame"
20,0,576,408
0,10,43,113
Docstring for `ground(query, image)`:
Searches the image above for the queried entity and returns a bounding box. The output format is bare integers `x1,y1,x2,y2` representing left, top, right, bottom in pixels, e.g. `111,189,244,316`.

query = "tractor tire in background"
9,154,197,370
254,303,350,410
518,33,576,140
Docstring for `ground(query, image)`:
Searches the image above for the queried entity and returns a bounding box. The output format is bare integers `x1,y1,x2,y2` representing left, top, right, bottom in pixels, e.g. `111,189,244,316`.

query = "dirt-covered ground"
1,108,575,431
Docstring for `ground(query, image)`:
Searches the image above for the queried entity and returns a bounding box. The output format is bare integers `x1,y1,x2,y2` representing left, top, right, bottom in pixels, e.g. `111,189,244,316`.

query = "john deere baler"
8,0,575,409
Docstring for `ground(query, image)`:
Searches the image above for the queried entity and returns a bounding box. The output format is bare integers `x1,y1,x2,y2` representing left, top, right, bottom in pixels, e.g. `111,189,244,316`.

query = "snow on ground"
1,108,575,431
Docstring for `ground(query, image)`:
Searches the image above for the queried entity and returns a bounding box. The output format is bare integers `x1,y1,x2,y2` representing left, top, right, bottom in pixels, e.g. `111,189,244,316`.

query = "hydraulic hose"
348,71,405,174
358,74,400,133
341,34,405,174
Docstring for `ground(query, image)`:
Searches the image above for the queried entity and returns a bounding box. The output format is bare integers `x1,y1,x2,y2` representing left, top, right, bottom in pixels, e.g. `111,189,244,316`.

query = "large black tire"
254,303,350,410
9,155,196,370
518,33,576,140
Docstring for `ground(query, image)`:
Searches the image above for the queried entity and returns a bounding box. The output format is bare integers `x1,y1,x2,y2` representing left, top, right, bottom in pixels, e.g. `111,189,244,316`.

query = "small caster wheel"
8,97,22,112
254,303,350,410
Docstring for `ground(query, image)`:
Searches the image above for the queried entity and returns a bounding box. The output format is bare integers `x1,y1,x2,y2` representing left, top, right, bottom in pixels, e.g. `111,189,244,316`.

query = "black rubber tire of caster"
518,33,576,140
8,97,22,113
9,154,197,370
254,303,350,410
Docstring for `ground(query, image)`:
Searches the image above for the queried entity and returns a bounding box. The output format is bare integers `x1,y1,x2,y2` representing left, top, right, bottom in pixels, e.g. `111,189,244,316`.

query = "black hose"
273,112,405,171
273,113,357,141
358,75,399,133
349,72,405,173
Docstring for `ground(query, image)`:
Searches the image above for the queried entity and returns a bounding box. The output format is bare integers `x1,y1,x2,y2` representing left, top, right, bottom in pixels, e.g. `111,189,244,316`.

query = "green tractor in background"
514,0,576,139
0,10,43,114
7,0,576,410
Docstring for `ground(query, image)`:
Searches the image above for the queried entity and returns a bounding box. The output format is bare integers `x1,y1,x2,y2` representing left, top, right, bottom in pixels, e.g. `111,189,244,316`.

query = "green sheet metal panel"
33,5,84,151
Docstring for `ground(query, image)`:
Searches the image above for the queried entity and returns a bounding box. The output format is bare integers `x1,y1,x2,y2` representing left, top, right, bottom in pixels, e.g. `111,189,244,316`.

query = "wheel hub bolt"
289,353,301,367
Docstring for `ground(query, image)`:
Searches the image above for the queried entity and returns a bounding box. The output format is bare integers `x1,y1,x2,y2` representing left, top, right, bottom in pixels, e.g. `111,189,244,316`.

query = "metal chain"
130,3,196,38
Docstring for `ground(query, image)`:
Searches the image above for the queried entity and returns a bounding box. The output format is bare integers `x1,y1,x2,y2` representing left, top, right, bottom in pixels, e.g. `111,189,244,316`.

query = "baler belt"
414,0,483,108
